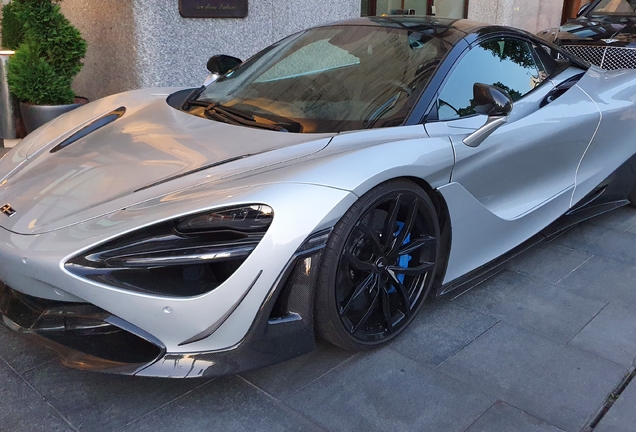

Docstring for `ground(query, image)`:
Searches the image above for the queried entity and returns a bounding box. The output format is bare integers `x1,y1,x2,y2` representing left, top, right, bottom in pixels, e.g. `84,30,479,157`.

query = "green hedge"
4,0,87,105
1,2,25,50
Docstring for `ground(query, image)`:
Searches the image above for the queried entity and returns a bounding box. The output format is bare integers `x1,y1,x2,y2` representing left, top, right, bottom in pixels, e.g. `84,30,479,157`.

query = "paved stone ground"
2,192,636,431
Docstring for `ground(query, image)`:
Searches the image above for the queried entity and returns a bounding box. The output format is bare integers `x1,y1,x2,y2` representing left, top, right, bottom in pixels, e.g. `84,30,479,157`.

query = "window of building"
361,0,468,18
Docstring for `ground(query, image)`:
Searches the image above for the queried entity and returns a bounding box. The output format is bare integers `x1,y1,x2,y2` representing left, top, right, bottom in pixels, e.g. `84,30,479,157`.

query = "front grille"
603,47,636,69
0,284,163,370
561,45,636,70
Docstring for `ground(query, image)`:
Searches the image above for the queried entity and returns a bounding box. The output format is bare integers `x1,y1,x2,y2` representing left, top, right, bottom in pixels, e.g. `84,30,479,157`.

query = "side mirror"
206,54,242,75
463,83,513,148
473,83,513,116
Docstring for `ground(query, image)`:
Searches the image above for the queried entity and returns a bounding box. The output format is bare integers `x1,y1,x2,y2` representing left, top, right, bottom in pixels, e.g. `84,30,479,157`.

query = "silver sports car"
1,16,636,378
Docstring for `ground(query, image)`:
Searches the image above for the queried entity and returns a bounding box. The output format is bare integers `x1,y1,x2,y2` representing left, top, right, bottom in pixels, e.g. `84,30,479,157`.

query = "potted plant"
3,0,87,133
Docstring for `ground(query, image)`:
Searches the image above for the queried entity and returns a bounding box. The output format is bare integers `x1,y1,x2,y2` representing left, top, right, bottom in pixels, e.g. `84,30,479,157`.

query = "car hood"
0,88,335,234
553,16,636,46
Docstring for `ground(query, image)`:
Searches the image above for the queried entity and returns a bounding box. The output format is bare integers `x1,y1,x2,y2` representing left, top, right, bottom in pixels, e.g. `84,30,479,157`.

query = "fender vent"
50,106,126,153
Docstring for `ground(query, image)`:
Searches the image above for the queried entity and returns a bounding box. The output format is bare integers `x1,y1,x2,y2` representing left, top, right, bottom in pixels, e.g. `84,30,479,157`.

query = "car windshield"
591,0,636,15
194,25,450,133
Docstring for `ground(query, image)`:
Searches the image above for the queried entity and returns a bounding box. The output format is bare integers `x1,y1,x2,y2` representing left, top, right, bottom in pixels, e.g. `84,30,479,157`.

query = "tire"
314,179,441,351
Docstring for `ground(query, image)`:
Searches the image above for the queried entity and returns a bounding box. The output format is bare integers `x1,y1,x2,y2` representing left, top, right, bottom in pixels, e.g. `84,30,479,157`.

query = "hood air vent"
50,106,126,153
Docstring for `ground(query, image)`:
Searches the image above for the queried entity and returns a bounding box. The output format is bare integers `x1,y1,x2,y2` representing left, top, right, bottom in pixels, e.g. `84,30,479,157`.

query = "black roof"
328,16,532,47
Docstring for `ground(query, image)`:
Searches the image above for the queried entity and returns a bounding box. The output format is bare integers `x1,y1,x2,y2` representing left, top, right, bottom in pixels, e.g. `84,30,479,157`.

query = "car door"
425,36,600,220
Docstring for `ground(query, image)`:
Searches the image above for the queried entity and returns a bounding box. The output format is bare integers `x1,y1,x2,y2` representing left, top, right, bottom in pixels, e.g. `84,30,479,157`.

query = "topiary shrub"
6,0,87,105
1,1,26,50
7,42,74,105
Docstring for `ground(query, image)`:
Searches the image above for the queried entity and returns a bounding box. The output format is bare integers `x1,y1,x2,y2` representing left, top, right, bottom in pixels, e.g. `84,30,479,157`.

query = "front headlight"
66,204,273,297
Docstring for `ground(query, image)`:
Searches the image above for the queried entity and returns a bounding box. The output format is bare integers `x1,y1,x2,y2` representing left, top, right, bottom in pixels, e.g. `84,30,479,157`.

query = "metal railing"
0,50,20,139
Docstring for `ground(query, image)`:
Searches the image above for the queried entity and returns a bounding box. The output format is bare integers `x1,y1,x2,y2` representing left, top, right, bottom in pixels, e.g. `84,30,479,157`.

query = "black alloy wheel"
315,180,441,350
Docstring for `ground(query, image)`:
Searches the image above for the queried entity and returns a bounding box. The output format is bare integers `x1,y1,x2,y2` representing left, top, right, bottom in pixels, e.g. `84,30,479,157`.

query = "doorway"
562,0,589,23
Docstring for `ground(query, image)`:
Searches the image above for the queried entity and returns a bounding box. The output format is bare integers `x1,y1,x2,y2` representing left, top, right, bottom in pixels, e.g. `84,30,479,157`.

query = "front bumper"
0,283,164,374
0,246,324,377
0,181,355,376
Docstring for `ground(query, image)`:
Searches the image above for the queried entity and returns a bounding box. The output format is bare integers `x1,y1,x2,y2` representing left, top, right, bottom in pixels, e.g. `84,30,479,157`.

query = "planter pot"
20,101,80,134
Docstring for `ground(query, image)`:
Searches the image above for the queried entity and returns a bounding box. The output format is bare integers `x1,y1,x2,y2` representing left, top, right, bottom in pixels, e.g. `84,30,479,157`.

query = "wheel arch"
312,176,449,349
399,176,452,293
327,174,453,294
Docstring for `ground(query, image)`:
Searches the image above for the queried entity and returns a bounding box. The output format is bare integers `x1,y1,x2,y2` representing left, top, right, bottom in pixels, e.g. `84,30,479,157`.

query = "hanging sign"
179,0,248,18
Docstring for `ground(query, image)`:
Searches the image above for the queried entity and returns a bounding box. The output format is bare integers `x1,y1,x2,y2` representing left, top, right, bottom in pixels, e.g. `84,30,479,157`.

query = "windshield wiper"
180,86,206,111
364,93,401,129
204,103,290,132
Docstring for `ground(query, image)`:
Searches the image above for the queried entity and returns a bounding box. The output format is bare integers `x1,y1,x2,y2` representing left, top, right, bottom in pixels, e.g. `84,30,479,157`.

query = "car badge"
0,204,16,217
602,38,619,44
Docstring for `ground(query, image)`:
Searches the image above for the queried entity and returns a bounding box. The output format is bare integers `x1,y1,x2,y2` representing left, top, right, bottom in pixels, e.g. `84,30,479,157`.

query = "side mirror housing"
473,83,513,116
206,55,242,75
463,83,513,148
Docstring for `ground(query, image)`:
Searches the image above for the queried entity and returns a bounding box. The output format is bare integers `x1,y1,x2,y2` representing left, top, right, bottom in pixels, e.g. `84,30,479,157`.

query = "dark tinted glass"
532,42,560,76
591,0,636,15
197,26,450,133
437,38,543,121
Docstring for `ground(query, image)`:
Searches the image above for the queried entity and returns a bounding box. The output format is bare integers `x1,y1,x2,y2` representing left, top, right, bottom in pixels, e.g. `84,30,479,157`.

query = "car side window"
437,38,546,121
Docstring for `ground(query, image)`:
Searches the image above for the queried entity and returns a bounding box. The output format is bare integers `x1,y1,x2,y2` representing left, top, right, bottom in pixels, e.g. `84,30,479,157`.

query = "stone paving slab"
240,340,355,401
284,348,496,432
569,301,636,367
118,375,326,432
387,299,498,368
0,325,55,374
558,256,636,306
584,206,636,231
453,270,607,344
22,361,209,432
437,322,626,432
504,243,592,284
551,221,636,265
0,359,73,432
595,377,636,432
1,204,636,431
464,401,565,432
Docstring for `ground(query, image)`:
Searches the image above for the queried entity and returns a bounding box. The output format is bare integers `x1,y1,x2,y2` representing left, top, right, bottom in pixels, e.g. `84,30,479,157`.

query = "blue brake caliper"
390,221,411,291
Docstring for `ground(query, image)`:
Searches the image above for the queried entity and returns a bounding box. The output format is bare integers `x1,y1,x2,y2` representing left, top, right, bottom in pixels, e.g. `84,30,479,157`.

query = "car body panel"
427,69,603,283
434,79,600,219
572,67,636,204
438,181,574,283
0,90,335,234
2,17,636,377
0,181,356,352
250,125,455,194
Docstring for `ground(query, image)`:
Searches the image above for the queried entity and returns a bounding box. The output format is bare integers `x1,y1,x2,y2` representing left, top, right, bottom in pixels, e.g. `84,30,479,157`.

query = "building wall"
60,0,139,101
468,0,565,34
9,0,566,101
61,0,360,101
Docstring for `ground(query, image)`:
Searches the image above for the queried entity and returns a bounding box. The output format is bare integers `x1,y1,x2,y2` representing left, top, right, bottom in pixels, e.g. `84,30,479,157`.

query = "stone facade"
2,0,566,101
60,0,139,102
468,0,565,34
61,0,360,101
